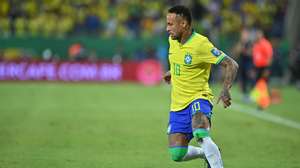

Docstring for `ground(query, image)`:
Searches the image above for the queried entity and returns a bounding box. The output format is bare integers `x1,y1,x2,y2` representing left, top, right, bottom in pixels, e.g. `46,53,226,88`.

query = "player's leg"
191,99,223,168
168,133,205,162
168,110,205,162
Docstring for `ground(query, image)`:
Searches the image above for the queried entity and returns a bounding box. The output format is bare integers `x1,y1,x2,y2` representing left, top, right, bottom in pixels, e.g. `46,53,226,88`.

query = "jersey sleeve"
197,38,227,64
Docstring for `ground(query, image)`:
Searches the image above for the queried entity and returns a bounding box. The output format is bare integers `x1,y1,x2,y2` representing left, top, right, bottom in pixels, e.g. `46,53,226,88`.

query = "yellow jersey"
168,32,227,111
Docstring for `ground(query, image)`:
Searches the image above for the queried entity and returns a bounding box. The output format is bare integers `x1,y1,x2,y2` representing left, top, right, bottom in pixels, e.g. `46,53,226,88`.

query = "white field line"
231,103,300,130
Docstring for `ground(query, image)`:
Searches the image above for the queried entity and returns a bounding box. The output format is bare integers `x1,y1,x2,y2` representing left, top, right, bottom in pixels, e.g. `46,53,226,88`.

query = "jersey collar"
182,30,196,46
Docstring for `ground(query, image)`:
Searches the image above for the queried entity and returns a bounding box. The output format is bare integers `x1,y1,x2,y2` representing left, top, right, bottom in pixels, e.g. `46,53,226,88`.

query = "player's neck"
179,28,193,44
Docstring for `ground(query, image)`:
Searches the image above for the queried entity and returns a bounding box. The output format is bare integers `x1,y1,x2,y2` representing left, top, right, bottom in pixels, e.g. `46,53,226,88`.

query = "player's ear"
182,20,188,29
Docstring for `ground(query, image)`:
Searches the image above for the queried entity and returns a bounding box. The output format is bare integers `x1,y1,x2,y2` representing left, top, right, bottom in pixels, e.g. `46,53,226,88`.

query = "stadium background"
0,0,300,168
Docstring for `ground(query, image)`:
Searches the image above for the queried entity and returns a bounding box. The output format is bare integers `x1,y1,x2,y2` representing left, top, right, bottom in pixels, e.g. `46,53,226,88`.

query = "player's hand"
217,89,232,108
163,71,171,84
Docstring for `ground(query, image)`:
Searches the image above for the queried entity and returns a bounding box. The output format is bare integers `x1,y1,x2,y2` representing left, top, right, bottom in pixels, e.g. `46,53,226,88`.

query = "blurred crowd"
0,0,168,38
0,0,286,38
0,0,299,88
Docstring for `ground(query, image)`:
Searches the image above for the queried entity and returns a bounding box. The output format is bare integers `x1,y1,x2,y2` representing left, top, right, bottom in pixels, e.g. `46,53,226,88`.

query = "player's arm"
163,71,171,84
217,56,239,108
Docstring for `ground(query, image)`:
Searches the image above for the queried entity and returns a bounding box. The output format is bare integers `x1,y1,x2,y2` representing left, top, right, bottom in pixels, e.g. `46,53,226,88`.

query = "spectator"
85,13,101,34
252,29,273,82
68,42,86,61
234,28,254,102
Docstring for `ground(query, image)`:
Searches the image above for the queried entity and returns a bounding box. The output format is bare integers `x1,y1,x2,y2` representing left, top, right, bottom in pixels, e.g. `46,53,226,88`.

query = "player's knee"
192,112,211,128
169,147,187,162
193,128,209,139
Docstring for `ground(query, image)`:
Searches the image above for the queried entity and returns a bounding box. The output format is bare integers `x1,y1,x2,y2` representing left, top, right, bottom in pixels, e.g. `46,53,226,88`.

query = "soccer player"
163,5,238,168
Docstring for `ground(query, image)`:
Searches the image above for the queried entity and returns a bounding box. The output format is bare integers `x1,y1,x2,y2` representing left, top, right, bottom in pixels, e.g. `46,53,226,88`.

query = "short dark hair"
168,5,192,25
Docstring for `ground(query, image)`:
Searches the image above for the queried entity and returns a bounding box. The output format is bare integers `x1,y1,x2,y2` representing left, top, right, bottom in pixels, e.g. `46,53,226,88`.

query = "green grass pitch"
0,82,299,168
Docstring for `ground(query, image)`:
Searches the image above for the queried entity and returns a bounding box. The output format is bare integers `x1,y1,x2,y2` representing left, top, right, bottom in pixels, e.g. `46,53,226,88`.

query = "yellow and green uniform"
168,31,227,111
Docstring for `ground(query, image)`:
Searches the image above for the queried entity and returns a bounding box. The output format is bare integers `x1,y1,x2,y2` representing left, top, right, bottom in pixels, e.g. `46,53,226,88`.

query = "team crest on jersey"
184,53,192,65
211,48,222,57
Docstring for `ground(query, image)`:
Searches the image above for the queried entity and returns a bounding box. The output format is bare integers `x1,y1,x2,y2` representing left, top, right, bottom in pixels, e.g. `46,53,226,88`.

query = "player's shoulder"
192,32,211,45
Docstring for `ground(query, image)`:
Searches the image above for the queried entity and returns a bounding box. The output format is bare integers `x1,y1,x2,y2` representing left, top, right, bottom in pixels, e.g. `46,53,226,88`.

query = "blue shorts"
167,99,213,140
